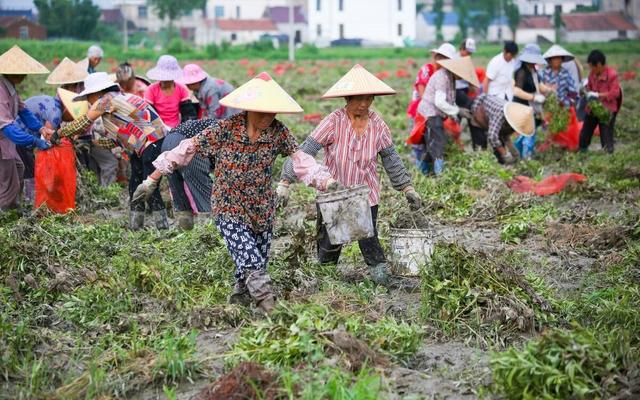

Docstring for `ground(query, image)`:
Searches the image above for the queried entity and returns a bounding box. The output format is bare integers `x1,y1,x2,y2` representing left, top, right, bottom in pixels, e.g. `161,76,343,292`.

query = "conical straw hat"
503,102,535,137
0,45,49,75
219,72,303,113
322,64,396,99
46,57,88,85
78,58,89,72
437,56,481,88
543,44,574,62
58,88,88,120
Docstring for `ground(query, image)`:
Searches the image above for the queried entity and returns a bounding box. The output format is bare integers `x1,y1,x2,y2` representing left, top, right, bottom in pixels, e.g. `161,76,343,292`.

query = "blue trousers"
215,218,272,282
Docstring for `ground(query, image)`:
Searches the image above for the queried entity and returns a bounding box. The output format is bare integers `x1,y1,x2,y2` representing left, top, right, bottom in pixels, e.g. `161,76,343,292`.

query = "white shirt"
486,53,515,100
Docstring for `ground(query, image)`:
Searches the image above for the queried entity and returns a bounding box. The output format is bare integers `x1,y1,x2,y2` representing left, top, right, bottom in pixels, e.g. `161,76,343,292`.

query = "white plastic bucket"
316,184,374,245
389,228,434,276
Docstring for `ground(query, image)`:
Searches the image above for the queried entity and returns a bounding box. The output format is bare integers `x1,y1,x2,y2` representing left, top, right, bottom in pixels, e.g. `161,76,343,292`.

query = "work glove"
586,91,599,100
276,181,290,209
34,138,51,151
404,187,422,211
132,176,159,204
325,178,345,191
502,150,516,165
533,94,546,104
458,108,473,120
111,146,124,159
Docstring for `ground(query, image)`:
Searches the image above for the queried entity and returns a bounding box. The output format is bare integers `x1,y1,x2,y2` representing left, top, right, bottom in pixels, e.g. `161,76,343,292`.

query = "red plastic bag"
444,118,463,148
540,107,582,152
507,173,587,196
406,113,426,145
35,139,77,213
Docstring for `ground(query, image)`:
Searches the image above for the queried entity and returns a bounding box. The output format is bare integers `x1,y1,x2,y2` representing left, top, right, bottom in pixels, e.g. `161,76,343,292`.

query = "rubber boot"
433,158,444,175
129,211,145,231
194,212,212,226
368,263,391,286
176,210,194,231
228,281,252,307
256,295,276,314
245,269,276,314
153,209,169,230
22,178,35,206
418,160,430,175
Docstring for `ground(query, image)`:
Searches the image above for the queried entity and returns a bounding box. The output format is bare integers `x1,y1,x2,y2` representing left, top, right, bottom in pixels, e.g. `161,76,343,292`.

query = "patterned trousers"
215,218,273,282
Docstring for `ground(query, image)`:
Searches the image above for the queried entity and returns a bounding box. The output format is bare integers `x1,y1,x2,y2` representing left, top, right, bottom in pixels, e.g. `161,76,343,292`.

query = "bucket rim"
389,227,434,238
316,184,370,202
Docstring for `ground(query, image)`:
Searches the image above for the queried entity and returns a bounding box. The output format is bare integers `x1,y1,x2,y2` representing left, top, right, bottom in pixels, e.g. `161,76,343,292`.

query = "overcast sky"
2,0,115,12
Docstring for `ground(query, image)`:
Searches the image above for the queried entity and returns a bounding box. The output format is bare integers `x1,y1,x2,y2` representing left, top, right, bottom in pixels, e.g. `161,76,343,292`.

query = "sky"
1,0,115,12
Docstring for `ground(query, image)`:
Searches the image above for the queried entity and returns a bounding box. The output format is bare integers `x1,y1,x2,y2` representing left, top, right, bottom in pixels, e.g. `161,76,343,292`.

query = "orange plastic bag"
444,118,463,148
35,139,77,213
540,107,582,152
406,113,426,145
507,173,587,196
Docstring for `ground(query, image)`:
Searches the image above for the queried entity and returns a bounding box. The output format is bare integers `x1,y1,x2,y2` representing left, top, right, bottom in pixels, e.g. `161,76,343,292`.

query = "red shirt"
587,66,622,113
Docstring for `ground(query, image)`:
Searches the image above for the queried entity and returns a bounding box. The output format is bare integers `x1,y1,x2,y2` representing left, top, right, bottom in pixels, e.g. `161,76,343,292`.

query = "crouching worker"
278,65,422,286
469,93,535,164
132,73,337,314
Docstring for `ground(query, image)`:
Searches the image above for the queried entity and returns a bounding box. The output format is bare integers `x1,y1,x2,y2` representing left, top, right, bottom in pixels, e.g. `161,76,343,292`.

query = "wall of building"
1,19,46,39
516,28,555,43
562,29,636,42
517,0,593,16
601,0,640,26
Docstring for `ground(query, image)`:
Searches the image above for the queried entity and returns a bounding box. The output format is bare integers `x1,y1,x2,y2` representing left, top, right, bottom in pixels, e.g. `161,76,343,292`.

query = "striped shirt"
308,108,395,206
418,69,455,118
539,67,576,107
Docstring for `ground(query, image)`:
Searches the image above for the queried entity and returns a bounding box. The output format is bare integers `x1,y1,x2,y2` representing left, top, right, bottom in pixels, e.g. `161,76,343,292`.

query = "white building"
205,0,304,21
516,0,595,16
516,15,555,43
415,11,461,44
601,0,640,26
487,16,513,42
307,0,416,47
561,11,638,42
204,18,280,45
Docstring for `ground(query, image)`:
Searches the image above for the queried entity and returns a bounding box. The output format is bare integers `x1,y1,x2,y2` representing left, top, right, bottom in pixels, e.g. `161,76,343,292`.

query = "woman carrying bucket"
131,72,337,314
278,64,422,286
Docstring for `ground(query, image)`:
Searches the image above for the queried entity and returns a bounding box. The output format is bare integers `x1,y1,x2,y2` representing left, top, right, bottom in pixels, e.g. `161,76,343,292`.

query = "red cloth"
406,114,461,147
507,173,587,196
35,139,77,213
540,107,581,152
444,118,463,148
587,66,623,113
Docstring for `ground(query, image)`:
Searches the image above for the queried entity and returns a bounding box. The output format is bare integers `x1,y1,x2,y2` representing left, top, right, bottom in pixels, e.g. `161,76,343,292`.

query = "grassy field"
1,47,639,399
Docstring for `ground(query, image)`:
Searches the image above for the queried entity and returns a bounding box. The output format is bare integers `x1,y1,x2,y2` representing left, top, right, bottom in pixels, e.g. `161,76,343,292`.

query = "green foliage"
491,326,639,399
500,202,557,244
420,244,557,347
587,99,612,124
34,0,100,40
543,93,570,134
433,0,445,41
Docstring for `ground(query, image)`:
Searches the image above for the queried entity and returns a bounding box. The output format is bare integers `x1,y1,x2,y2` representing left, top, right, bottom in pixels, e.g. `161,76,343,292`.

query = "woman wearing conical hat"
420,56,481,175
131,72,337,314
0,45,53,211
278,64,422,287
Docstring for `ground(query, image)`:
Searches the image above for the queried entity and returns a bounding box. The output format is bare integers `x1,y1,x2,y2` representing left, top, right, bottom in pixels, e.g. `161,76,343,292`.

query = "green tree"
147,0,206,42
453,0,469,39
34,0,100,40
433,0,444,42
504,0,520,41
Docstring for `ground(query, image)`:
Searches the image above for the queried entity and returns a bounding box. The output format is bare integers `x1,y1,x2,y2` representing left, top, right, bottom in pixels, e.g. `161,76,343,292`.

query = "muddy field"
1,52,639,399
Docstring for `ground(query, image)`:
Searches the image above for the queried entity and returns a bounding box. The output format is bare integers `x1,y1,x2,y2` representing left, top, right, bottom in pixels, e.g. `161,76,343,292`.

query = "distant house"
487,16,514,42
0,9,35,21
416,11,462,43
515,0,594,16
601,0,640,27
561,12,638,42
516,15,555,43
263,6,307,44
208,19,279,45
0,16,46,40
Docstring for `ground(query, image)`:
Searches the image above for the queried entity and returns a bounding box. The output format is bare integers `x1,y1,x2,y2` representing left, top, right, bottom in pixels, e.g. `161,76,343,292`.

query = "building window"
397,23,402,36
619,30,628,39
138,5,147,18
295,30,301,43
214,5,224,18
534,4,538,15
339,0,343,11
398,0,402,11
339,23,344,38
19,25,29,39
317,24,322,36
236,5,240,18
231,33,237,41
316,0,321,11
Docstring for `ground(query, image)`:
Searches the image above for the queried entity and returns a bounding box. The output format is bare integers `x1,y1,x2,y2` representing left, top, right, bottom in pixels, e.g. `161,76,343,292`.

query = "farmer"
469,93,535,165
512,44,548,160
145,55,194,128
485,41,519,100
407,43,456,172
179,64,238,120
579,50,622,154
132,72,337,313
279,64,422,286
0,46,52,211
455,38,477,108
419,56,480,174
115,62,150,98
55,72,169,230
86,45,103,74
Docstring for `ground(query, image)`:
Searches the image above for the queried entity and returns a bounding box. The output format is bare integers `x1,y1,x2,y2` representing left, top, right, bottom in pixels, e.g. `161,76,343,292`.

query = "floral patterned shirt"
193,112,298,231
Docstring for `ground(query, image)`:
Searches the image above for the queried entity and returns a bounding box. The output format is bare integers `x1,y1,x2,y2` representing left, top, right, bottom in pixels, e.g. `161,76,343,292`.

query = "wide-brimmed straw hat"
518,43,547,65
146,55,183,81
219,72,302,113
46,57,88,85
58,88,88,119
504,102,535,137
178,64,209,86
322,64,396,99
543,44,574,62
431,43,457,59
437,56,481,88
0,45,49,75
73,72,120,101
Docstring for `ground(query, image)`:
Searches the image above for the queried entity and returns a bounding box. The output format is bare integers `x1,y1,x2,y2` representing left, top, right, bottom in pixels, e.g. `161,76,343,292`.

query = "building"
415,11,462,44
516,0,595,16
561,11,638,42
205,0,305,21
418,0,454,12
307,0,416,47
0,16,46,39
516,15,555,43
206,18,279,45
0,8,35,21
601,0,640,26
263,5,308,43
487,16,513,42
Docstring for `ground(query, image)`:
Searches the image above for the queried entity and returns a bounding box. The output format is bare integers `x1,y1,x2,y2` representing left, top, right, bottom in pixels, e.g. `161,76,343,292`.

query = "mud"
193,362,283,400
391,211,432,229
